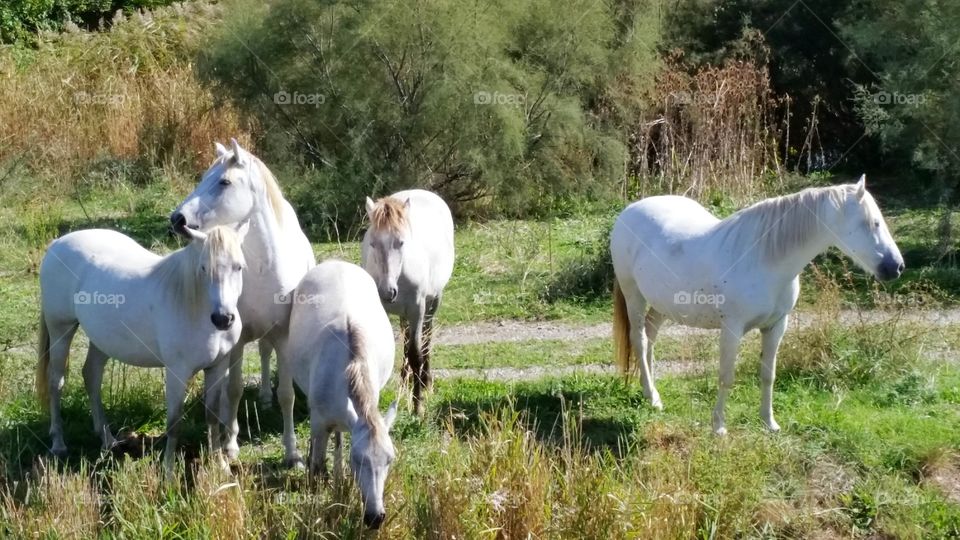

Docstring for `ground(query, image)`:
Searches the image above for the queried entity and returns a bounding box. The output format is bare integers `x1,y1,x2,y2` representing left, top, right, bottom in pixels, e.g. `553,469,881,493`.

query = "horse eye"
873,219,880,229
395,240,404,249
233,264,243,272
200,265,207,273
219,178,231,186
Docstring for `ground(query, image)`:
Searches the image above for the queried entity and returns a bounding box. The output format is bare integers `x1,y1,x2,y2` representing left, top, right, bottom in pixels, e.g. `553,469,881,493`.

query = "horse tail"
36,308,51,410
613,278,633,376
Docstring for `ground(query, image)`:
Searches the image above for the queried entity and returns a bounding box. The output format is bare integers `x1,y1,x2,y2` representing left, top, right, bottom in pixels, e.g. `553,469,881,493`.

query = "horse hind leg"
45,320,78,458
620,283,661,409
81,344,116,451
644,308,666,381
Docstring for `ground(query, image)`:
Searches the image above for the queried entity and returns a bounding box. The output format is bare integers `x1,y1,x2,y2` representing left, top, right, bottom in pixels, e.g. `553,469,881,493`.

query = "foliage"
201,0,661,232
841,0,960,199
0,0,181,43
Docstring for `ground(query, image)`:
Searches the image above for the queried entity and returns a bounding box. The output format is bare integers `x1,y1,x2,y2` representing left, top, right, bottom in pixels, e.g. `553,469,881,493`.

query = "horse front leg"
408,301,427,416
163,367,192,476
257,340,273,409
759,316,788,432
421,295,441,391
203,359,229,472
276,341,303,468
81,345,116,451
712,326,744,436
220,345,244,461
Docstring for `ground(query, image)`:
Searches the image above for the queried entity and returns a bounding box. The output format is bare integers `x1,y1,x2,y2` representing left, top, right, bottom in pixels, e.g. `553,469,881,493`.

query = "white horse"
171,139,316,465
361,189,454,415
283,260,398,529
611,176,904,435
37,225,247,471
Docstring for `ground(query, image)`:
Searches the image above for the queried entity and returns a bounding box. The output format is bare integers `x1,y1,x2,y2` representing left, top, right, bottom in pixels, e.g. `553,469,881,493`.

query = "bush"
0,0,182,43
201,0,661,233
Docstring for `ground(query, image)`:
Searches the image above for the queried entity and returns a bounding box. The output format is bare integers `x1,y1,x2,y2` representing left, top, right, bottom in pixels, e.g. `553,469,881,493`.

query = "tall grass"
0,3,250,186
630,57,785,201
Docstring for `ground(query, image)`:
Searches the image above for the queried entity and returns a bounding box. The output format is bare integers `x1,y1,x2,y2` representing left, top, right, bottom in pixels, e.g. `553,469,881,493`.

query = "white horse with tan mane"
37,225,247,471
283,260,398,529
611,176,904,435
171,139,316,466
362,189,454,415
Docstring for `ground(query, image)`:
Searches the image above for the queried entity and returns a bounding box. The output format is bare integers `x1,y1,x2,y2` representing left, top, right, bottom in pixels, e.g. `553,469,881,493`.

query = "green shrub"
202,0,661,232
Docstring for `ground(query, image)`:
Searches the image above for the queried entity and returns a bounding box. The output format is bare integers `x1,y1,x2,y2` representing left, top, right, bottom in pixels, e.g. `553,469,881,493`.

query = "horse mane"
252,156,286,228
717,184,861,261
368,197,409,235
344,321,389,445
151,226,245,313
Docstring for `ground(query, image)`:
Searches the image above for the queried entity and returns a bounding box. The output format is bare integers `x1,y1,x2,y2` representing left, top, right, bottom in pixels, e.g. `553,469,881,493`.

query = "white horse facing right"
362,189,454,415
37,225,247,471
611,176,904,435
283,260,398,530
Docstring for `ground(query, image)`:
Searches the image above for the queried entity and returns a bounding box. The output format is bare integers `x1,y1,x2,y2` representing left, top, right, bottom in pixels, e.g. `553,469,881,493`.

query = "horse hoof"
713,426,728,437
651,399,663,411
225,443,240,461
765,422,781,433
284,456,305,470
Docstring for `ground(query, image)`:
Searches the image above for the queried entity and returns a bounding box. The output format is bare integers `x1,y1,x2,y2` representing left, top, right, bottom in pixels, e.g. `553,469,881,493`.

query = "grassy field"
2,177,960,537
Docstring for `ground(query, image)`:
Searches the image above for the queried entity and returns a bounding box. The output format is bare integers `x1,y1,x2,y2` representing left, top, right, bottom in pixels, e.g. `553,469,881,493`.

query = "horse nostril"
389,287,398,302
897,262,905,273
211,313,232,330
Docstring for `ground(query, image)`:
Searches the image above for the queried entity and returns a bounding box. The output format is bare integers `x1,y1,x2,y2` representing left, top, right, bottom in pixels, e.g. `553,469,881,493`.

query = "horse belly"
77,307,163,367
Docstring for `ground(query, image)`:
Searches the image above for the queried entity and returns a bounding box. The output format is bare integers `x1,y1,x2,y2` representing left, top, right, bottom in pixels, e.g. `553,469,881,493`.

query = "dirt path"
435,308,960,347
433,359,708,382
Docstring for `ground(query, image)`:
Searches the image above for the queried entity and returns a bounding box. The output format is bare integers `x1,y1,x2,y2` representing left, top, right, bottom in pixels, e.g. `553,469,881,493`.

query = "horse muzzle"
211,312,236,331
380,286,399,304
876,254,905,282
169,212,198,238
364,511,386,529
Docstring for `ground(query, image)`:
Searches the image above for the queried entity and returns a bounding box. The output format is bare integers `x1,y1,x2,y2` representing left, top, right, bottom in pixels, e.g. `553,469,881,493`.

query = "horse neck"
761,194,837,280
243,193,286,272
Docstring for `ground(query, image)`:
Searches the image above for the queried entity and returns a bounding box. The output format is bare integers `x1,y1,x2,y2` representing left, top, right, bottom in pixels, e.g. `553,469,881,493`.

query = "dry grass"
0,3,251,183
630,55,785,201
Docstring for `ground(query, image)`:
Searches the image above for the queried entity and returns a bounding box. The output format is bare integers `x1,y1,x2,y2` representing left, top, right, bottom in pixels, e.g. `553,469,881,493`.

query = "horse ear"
230,138,246,166
403,197,411,210
383,400,399,430
365,196,376,217
214,142,229,158
235,220,250,242
856,174,866,200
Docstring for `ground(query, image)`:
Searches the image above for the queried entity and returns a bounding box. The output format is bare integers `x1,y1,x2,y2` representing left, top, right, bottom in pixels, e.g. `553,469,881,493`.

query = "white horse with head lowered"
283,260,398,530
362,189,454,415
611,176,904,435
37,225,247,471
171,139,315,466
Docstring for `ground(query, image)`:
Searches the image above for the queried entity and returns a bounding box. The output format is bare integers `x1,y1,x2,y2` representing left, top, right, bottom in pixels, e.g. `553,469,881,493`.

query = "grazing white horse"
611,176,904,434
37,225,247,471
283,260,398,529
361,189,454,415
171,139,316,465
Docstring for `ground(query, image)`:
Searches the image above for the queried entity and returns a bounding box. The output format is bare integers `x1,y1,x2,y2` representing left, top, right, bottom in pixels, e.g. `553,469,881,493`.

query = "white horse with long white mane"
611,176,904,434
37,225,247,471
362,189,454,415
171,139,316,466
283,260,398,529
